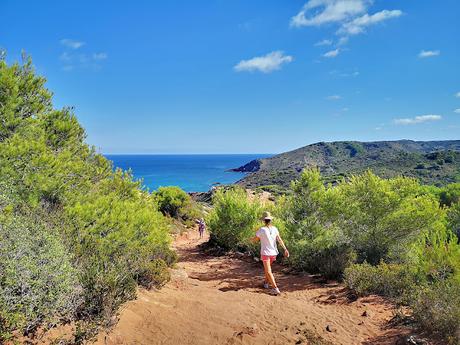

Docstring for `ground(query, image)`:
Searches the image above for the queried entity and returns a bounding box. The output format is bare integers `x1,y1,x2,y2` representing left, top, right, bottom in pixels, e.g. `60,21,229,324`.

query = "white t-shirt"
256,226,279,256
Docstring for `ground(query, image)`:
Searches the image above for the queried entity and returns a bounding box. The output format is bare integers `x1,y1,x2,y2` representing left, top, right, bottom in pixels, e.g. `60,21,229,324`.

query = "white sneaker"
263,282,269,289
270,288,281,296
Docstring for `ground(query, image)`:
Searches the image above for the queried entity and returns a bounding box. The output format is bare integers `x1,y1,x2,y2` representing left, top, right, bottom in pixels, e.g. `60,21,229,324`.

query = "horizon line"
102,152,275,156
99,138,460,156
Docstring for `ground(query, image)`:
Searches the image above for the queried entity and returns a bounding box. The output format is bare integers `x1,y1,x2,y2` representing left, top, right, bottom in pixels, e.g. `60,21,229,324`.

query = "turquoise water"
105,154,270,192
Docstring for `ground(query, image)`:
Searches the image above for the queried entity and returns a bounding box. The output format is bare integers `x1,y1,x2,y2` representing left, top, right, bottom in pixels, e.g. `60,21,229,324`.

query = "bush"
344,262,417,301
0,214,80,340
335,172,442,265
410,279,460,343
412,223,460,282
137,259,170,289
255,184,288,196
65,171,174,321
153,186,201,225
207,187,264,251
448,202,460,241
154,186,190,218
279,169,445,276
439,183,460,207
279,169,349,276
310,245,356,279
76,253,137,323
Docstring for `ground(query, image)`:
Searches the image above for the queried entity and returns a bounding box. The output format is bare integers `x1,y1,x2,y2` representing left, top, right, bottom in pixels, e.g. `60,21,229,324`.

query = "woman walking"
252,211,289,295
197,218,206,238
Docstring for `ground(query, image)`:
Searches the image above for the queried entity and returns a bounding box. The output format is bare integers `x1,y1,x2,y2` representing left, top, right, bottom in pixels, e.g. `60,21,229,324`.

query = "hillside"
233,140,460,189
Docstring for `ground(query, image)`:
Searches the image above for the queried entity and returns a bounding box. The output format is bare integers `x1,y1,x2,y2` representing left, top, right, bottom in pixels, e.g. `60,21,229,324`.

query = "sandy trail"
96,231,413,345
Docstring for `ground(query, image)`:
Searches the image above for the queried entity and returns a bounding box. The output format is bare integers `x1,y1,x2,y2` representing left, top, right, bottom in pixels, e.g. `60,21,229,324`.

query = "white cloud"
394,114,442,125
315,39,333,46
93,52,108,60
291,1,402,50
59,50,107,72
454,109,460,114
60,38,85,49
418,50,440,58
337,36,349,46
59,52,72,62
338,9,403,35
234,51,293,73
291,0,369,27
326,95,342,100
323,48,340,58
330,69,359,77
455,92,460,98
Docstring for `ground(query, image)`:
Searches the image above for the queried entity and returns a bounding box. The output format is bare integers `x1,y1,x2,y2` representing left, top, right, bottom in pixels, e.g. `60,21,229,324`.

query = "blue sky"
1,0,459,154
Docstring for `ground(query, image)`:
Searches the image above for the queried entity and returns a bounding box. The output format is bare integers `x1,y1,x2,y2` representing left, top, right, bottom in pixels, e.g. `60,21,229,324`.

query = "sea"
105,154,271,193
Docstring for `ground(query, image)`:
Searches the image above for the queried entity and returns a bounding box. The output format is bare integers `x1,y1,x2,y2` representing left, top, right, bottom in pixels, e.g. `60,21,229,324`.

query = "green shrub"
344,262,417,300
335,172,440,265
65,171,174,321
76,253,137,322
439,183,460,207
412,222,460,282
277,170,354,277
137,259,170,289
448,202,460,241
154,186,190,218
153,186,201,225
207,187,264,251
0,56,52,141
255,184,288,196
310,245,356,279
0,214,80,340
410,279,460,343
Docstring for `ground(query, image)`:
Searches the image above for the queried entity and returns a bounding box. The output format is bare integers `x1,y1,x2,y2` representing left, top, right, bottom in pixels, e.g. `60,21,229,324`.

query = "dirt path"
95,231,414,345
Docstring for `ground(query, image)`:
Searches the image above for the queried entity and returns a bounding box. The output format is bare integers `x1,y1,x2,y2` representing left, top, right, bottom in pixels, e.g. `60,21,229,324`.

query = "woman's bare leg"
263,260,277,289
264,270,270,285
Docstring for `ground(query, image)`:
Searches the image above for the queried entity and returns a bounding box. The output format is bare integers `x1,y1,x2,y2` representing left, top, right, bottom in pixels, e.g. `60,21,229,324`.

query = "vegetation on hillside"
0,56,176,342
235,140,460,189
208,170,460,343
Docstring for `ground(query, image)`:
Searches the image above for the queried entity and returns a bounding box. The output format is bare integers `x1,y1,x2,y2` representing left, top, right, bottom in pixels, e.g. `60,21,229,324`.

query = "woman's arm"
251,228,261,243
276,235,289,257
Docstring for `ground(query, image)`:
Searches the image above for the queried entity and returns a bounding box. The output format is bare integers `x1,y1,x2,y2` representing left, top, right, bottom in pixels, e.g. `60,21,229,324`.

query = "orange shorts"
261,255,276,263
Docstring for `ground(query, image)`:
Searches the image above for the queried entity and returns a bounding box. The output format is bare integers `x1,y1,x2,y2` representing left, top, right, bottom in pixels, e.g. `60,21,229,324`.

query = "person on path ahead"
197,218,206,238
252,211,289,296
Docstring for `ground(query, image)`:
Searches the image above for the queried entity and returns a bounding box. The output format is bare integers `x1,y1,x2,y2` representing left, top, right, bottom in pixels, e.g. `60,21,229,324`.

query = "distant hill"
232,140,460,189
